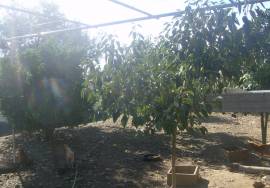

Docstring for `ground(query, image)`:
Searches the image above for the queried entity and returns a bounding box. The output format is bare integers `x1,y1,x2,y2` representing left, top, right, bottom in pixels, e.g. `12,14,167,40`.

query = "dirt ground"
0,113,269,188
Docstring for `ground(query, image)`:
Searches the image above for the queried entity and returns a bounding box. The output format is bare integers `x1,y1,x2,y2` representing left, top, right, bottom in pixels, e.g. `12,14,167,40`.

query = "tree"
82,1,247,186
0,3,92,138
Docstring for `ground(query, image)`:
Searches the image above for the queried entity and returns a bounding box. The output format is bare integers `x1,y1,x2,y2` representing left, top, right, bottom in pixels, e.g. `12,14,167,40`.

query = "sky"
0,0,269,43
0,0,187,43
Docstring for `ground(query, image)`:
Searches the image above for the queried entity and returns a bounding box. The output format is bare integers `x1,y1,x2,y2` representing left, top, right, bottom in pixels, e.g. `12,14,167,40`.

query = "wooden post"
261,113,269,144
171,127,177,188
265,113,268,143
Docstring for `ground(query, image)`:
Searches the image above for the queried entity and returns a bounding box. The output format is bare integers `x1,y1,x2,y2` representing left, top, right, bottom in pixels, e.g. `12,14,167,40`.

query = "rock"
196,160,203,165
253,181,265,188
143,153,162,162
262,176,270,184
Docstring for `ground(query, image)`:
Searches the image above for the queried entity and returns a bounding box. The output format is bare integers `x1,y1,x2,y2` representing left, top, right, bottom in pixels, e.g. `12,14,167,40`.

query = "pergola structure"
1,1,270,187
0,0,269,40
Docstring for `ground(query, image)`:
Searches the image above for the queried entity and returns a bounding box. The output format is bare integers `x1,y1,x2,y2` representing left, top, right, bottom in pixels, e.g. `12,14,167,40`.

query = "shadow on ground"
71,125,171,188
0,124,172,188
0,118,260,188
202,115,237,125
178,130,266,172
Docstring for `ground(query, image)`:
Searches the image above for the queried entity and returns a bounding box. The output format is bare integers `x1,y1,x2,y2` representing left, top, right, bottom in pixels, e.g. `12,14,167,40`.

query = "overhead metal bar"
0,4,91,27
108,0,152,16
19,20,64,28
33,21,64,27
4,0,270,41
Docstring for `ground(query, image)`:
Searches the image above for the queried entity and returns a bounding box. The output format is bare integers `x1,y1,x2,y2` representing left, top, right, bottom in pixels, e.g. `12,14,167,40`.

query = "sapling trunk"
12,128,15,164
171,127,177,188
261,113,269,144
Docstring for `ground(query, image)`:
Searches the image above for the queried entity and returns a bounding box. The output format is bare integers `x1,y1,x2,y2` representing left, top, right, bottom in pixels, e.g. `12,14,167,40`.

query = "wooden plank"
208,90,270,112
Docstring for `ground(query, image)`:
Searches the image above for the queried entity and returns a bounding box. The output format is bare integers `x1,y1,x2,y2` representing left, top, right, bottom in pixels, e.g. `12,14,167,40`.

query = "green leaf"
238,4,242,13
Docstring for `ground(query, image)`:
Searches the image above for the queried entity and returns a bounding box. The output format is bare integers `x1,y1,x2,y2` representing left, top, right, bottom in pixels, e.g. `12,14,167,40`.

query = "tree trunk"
171,127,177,188
261,113,269,144
12,128,15,164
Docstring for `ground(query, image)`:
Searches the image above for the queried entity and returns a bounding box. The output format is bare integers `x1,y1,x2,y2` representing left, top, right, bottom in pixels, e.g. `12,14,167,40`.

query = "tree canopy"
0,3,91,136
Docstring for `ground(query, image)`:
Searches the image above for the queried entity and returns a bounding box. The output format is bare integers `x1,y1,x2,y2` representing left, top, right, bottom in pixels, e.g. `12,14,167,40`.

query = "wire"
108,0,152,16
3,0,270,41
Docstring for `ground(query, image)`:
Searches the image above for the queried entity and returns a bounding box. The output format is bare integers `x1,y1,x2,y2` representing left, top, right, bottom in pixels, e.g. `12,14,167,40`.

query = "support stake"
12,128,16,164
171,127,177,188
261,113,269,144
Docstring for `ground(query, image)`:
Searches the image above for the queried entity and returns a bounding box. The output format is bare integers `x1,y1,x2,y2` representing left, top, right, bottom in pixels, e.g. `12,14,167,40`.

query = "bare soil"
0,113,269,188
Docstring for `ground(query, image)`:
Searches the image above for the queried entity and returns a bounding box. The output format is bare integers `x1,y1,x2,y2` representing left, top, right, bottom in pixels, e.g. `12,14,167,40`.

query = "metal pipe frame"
3,0,270,40
108,0,152,16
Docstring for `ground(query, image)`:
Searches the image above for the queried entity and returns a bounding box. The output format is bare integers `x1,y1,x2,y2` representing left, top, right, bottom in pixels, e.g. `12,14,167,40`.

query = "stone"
196,160,203,165
253,181,265,188
262,176,270,184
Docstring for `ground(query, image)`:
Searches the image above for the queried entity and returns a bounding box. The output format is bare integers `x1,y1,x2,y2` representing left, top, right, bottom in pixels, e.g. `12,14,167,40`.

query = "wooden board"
221,91,270,112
